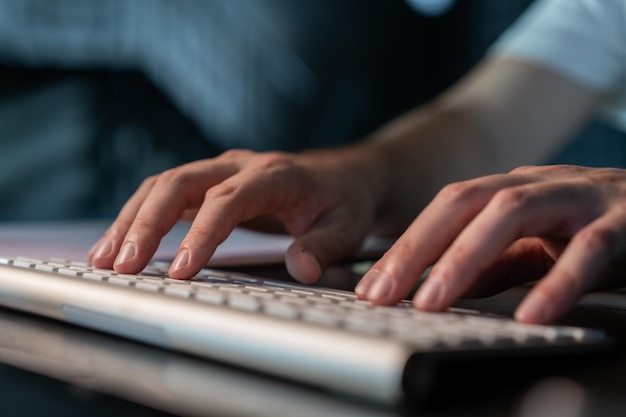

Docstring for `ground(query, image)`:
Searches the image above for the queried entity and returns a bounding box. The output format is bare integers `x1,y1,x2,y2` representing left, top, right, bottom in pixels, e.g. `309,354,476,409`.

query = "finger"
89,176,157,268
112,160,238,273
515,209,626,323
167,158,316,279
459,237,552,299
413,180,598,312
181,207,201,222
285,207,371,284
355,173,533,304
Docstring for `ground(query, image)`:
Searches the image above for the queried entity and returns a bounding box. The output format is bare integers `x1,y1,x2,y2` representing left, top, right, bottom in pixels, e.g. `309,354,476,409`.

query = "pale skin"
89,56,615,324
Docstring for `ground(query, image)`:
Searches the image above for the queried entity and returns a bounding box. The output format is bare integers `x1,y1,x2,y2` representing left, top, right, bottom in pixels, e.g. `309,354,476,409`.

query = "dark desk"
1,264,626,417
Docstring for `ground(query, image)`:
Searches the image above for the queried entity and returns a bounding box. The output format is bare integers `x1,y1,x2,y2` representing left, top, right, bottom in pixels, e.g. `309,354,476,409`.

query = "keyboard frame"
0,257,612,405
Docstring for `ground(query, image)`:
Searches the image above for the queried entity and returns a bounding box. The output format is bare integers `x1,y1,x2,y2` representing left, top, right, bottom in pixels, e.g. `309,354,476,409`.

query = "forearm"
348,58,601,236
362,101,495,236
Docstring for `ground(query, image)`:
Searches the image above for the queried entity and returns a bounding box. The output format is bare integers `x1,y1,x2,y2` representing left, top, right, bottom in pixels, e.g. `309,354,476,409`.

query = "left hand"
356,164,626,324
88,148,386,283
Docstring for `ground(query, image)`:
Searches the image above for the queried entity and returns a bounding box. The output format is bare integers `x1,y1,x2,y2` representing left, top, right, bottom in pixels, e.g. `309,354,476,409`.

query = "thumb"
285,221,367,284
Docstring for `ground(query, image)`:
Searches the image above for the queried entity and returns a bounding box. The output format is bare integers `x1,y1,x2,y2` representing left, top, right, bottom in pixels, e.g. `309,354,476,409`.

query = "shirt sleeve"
490,0,626,129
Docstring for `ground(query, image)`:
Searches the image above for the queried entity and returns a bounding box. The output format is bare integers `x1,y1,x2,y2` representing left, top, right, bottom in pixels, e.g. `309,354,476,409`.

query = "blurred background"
1,0,624,221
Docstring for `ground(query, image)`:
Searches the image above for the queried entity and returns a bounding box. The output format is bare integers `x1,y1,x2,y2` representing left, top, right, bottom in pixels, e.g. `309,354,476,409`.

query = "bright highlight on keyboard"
0,256,610,405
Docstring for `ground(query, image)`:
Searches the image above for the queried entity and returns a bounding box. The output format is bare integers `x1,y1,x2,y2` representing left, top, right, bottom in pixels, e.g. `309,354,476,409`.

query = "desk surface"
1,263,626,417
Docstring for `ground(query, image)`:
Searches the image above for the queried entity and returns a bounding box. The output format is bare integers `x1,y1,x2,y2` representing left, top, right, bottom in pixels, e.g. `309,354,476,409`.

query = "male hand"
89,148,383,284
356,165,626,324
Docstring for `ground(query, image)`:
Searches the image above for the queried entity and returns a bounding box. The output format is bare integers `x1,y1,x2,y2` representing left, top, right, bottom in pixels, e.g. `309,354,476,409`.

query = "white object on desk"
0,220,393,267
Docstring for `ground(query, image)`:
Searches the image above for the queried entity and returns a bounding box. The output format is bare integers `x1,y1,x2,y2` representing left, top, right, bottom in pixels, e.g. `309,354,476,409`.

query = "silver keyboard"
1,256,606,350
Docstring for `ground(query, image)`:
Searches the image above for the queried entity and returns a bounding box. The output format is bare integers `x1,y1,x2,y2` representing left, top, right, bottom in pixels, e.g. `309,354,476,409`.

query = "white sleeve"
490,0,626,131
491,0,626,94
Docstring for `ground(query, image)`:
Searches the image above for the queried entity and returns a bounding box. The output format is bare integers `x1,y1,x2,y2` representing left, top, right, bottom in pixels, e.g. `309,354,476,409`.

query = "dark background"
0,0,623,221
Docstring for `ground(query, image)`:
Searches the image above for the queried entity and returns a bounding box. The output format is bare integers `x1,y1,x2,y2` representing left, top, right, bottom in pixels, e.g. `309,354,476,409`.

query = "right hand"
88,148,385,283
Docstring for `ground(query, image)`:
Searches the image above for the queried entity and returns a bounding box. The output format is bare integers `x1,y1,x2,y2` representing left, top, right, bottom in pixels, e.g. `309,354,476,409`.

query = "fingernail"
355,271,378,298
114,241,136,266
286,249,322,285
414,279,445,310
171,248,190,273
366,271,394,302
515,292,551,323
90,238,113,261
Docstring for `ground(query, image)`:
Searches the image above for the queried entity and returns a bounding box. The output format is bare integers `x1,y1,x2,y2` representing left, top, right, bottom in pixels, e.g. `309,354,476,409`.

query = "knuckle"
510,164,578,176
436,180,481,203
588,168,623,185
211,149,255,169
185,225,229,248
508,165,537,175
428,263,454,286
534,164,562,173
204,183,239,200
447,245,473,267
388,239,420,259
219,149,253,160
132,215,153,230
131,216,165,237
154,167,194,189
490,187,529,213
139,174,159,189
186,225,212,240
254,152,294,171
143,174,159,185
574,225,617,254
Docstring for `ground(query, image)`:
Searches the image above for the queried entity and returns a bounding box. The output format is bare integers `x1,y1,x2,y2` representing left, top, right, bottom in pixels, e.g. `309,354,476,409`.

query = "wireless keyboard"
0,256,610,404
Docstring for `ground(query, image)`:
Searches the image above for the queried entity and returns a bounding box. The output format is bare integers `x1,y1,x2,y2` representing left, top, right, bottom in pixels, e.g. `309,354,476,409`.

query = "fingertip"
360,270,396,304
167,248,200,280
112,241,147,274
89,238,116,269
354,270,378,299
413,277,446,311
514,291,552,324
285,249,321,284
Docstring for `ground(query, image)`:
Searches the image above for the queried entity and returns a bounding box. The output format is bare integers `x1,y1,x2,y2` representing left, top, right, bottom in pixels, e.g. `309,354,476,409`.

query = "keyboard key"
195,289,227,305
1,256,609,355
263,301,300,319
228,294,262,312
164,285,192,298
135,281,162,292
108,276,133,286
